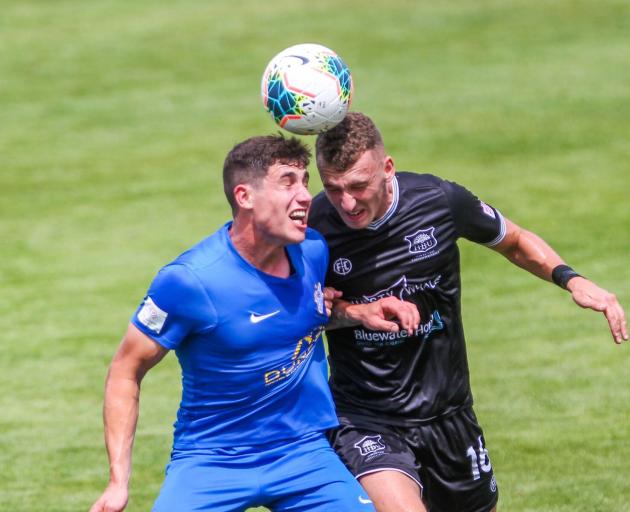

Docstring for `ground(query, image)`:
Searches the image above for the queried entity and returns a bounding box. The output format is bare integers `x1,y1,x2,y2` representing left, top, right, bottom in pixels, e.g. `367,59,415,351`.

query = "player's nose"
296,182,312,204
340,191,356,212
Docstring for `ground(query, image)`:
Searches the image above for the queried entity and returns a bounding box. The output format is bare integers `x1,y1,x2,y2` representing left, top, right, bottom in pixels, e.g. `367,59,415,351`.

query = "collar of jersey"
366,175,399,231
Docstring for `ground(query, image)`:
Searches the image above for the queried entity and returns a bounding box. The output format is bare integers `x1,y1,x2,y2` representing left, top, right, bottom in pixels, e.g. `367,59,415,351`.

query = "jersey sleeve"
131,263,217,349
440,180,507,246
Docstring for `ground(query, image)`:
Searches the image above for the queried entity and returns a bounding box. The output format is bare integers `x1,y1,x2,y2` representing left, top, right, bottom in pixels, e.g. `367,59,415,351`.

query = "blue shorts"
152,431,375,512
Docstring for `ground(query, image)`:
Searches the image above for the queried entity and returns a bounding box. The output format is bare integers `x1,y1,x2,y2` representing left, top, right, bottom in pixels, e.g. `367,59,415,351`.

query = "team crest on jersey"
404,227,440,262
404,227,437,254
354,435,386,460
314,282,325,315
333,257,352,275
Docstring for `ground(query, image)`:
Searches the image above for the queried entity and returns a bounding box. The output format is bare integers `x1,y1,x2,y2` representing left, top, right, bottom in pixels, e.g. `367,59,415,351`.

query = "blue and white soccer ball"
261,43,353,135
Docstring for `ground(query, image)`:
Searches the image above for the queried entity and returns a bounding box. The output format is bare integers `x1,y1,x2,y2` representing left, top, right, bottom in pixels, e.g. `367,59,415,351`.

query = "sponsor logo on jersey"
490,475,497,493
249,310,280,323
353,310,444,346
353,274,442,304
354,435,386,458
314,282,324,315
137,296,167,334
264,326,324,385
333,257,352,275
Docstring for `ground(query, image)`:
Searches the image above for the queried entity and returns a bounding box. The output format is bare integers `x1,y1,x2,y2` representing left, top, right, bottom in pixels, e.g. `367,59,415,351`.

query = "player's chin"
286,222,308,242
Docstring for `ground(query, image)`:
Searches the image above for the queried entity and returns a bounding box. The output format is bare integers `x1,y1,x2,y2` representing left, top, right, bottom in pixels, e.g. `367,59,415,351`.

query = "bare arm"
90,323,169,512
324,287,420,333
493,218,628,344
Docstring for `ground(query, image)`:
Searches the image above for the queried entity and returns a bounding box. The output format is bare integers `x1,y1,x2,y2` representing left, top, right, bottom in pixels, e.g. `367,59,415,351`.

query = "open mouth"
343,209,366,223
289,209,307,226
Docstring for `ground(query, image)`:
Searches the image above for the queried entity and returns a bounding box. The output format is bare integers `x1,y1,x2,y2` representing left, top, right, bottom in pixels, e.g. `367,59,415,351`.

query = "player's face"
251,163,312,244
320,149,395,230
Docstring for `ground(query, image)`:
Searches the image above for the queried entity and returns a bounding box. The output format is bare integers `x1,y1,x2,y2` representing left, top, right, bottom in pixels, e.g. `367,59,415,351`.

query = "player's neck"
374,179,395,221
229,222,291,278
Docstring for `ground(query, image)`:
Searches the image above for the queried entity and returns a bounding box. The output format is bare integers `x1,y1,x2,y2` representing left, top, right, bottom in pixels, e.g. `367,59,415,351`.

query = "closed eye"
349,182,369,192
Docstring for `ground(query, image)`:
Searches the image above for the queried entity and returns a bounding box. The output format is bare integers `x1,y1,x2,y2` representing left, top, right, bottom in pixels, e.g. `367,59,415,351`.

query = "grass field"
2,1,629,511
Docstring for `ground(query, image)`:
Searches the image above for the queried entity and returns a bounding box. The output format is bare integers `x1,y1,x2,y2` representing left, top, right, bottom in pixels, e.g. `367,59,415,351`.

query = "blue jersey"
132,223,338,449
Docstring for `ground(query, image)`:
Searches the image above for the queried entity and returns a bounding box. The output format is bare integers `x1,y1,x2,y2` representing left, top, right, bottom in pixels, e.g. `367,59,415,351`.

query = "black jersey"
309,172,506,426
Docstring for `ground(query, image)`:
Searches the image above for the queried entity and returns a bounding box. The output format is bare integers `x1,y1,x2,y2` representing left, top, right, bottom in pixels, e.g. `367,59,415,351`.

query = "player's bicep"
110,323,169,381
490,218,522,256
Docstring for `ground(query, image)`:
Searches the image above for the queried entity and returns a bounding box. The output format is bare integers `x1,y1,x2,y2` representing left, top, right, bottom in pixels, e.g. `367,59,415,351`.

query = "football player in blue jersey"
90,134,420,512
309,112,628,512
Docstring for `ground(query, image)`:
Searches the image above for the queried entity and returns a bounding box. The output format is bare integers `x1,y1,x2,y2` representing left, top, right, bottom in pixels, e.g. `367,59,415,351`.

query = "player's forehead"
266,162,309,180
320,150,380,186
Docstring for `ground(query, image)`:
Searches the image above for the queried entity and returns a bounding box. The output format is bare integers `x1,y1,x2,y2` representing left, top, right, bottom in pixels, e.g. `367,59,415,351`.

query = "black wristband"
551,264,581,290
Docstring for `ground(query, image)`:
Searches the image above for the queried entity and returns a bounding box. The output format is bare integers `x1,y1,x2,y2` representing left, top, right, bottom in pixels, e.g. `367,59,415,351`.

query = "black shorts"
327,407,498,512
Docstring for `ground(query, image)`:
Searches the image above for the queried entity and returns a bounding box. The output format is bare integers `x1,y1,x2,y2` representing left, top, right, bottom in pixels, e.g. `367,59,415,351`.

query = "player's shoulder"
396,171,447,190
146,259,208,312
172,223,229,272
396,171,454,207
397,171,473,202
300,227,328,262
149,225,230,293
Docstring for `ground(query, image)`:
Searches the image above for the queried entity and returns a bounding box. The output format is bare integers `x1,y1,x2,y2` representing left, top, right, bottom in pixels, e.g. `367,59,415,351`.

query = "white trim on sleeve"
482,210,507,247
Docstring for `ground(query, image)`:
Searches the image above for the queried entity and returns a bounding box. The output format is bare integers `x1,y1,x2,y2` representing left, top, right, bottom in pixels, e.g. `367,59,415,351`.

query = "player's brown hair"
223,134,311,213
315,112,384,171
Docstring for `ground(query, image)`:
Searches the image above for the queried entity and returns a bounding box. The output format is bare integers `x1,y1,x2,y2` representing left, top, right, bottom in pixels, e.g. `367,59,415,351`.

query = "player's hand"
567,277,629,344
324,287,343,317
89,483,129,512
351,296,420,333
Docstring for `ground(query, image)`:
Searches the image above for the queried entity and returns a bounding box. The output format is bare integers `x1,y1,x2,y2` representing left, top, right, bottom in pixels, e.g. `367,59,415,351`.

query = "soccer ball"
261,43,353,135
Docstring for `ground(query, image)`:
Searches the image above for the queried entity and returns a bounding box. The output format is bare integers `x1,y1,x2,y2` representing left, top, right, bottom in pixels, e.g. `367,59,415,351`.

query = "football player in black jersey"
309,112,628,512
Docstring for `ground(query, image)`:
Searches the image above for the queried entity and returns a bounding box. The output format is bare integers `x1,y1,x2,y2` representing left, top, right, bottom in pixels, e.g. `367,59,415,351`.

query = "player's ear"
383,155,396,182
233,183,254,211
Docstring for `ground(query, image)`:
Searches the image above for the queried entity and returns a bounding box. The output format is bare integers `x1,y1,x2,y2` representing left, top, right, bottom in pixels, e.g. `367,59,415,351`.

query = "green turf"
1,1,629,511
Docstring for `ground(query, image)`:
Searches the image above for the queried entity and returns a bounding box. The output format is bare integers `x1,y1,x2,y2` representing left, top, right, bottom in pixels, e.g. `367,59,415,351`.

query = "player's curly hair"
315,112,383,171
223,134,311,213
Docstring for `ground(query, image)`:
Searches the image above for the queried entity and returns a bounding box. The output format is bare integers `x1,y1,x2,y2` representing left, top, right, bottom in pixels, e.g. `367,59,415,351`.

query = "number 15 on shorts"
466,435,492,480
